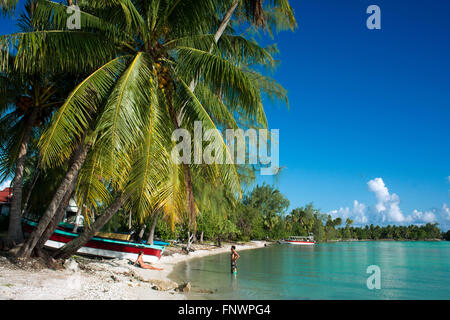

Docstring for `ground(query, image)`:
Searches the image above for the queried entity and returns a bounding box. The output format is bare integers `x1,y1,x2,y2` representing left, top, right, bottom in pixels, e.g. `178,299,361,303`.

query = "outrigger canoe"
56,222,171,246
22,219,165,262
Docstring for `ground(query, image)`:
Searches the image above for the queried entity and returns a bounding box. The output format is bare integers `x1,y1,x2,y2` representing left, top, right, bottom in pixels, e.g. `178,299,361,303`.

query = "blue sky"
256,0,450,229
1,1,449,229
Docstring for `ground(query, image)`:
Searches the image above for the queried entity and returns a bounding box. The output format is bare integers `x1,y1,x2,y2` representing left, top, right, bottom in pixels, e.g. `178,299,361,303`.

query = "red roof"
0,188,12,203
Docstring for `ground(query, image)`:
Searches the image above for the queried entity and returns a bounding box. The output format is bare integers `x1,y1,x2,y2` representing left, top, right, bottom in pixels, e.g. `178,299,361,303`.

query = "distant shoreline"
325,238,444,242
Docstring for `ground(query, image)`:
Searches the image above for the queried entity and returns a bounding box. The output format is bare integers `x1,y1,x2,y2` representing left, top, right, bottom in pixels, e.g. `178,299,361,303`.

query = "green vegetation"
443,230,450,241
0,1,446,263
105,183,447,244
0,0,298,258
174,184,446,243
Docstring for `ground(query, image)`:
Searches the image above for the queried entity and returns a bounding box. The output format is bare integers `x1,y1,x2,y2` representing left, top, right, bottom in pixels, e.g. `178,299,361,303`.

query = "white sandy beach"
0,241,267,300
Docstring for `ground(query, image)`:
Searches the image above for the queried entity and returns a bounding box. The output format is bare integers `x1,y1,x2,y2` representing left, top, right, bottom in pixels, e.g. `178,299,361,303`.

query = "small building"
0,188,84,226
64,198,84,226
0,187,12,216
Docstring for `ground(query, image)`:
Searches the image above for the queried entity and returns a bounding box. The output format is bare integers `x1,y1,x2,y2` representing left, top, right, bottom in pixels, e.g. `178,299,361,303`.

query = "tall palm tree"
174,0,296,241
0,72,68,247
1,0,291,258
0,0,84,249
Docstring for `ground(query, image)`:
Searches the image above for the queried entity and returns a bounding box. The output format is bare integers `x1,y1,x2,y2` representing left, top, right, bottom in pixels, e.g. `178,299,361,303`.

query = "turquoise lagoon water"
170,241,450,299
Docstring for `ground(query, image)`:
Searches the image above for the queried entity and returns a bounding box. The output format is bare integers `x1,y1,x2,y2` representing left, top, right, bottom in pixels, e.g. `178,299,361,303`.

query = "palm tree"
34,2,288,258
0,72,79,247
345,218,353,227
1,0,291,258
182,0,296,240
0,0,86,250
0,1,81,248
212,0,296,47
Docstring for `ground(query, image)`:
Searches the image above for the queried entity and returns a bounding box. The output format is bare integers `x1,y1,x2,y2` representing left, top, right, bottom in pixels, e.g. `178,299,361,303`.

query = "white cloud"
407,209,436,223
329,207,349,219
367,178,405,223
329,200,368,225
442,203,450,220
423,211,437,223
328,178,450,229
353,200,368,224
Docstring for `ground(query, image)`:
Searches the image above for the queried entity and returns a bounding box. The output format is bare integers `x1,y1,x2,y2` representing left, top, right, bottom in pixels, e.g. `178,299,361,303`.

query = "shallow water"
170,241,450,299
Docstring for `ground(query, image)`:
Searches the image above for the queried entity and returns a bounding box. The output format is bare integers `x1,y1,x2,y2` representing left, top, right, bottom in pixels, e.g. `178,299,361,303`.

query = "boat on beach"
55,221,171,247
22,219,165,262
278,234,315,245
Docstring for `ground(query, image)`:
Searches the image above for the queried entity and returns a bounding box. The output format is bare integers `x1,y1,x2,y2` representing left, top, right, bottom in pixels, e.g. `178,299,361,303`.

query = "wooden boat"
278,234,315,246
22,219,165,262
56,221,171,246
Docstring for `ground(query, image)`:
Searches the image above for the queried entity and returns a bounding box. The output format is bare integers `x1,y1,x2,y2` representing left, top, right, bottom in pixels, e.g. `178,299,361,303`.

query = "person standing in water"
231,246,240,274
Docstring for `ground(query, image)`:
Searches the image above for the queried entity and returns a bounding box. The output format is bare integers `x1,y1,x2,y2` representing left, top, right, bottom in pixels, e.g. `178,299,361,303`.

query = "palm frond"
175,77,241,198
123,68,169,223
39,56,131,168
0,0,18,17
94,52,154,174
78,0,146,34
75,147,112,214
0,30,117,74
33,0,131,43
175,46,262,122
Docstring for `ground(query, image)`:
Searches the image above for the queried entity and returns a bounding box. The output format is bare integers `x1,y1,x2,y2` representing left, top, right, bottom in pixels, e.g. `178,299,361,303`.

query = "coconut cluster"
16,96,33,112
153,62,173,91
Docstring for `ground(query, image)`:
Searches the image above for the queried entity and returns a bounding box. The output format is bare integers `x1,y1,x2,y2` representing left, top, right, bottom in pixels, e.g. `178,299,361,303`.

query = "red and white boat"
22,219,165,262
278,234,315,246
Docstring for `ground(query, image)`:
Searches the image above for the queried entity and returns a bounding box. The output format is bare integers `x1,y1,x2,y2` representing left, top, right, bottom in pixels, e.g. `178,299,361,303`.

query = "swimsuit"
231,260,237,273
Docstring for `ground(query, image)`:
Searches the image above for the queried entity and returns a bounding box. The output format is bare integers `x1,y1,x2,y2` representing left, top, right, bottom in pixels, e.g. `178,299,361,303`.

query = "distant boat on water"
278,234,315,246
22,219,166,262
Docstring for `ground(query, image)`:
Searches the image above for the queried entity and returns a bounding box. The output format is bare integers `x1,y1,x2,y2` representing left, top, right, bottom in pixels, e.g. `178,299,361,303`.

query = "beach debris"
182,246,195,254
63,259,79,273
110,275,119,282
1,283,14,288
177,282,191,293
149,279,178,291
5,243,23,255
198,289,214,294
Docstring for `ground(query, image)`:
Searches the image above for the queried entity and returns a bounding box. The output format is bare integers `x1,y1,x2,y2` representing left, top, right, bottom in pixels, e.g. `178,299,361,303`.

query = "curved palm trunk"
189,0,239,92
35,178,77,251
146,210,160,245
214,1,240,43
21,165,40,216
16,142,90,259
183,164,197,235
5,108,38,248
53,192,126,260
